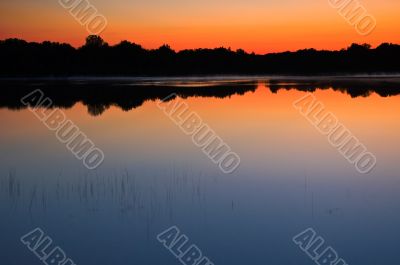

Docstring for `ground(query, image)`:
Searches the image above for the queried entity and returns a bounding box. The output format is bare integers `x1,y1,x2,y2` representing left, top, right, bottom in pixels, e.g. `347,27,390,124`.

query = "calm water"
0,77,399,265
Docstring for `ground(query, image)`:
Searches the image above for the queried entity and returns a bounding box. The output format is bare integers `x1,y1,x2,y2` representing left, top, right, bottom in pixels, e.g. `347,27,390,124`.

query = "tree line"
1,35,399,76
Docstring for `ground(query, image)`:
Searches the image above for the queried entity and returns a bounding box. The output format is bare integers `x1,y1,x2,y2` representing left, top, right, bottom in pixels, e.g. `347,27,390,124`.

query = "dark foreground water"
0,77,399,265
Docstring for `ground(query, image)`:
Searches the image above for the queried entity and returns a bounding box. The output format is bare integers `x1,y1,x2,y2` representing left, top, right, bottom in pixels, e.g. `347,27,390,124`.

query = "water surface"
0,77,399,265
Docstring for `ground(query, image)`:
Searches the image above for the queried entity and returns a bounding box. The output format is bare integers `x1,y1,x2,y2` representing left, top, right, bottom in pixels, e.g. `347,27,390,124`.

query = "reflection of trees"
0,80,258,116
87,104,110,116
268,79,400,98
0,78,399,116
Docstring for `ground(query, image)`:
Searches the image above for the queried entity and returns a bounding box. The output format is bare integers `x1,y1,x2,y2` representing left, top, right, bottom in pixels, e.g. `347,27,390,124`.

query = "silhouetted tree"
84,35,108,48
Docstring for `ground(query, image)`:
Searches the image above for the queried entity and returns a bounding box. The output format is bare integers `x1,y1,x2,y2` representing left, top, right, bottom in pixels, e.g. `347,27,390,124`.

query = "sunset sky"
0,0,399,53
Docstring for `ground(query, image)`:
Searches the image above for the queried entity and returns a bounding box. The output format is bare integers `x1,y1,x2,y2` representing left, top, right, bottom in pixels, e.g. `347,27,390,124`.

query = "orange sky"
0,0,399,53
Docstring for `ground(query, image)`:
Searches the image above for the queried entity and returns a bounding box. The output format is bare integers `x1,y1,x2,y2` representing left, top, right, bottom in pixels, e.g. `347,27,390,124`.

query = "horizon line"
2,36,399,56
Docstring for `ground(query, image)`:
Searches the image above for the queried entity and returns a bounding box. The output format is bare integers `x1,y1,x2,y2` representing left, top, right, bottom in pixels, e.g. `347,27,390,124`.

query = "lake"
0,76,399,265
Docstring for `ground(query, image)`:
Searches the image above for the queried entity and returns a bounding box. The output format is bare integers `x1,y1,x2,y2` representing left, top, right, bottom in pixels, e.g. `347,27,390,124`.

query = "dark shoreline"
1,74,400,81
1,37,400,77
